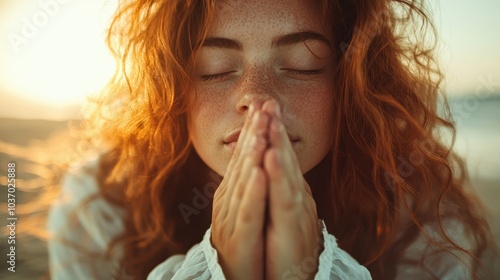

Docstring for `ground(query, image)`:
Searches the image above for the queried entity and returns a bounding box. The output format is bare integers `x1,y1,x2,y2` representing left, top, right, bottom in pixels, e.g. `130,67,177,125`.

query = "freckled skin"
188,0,335,177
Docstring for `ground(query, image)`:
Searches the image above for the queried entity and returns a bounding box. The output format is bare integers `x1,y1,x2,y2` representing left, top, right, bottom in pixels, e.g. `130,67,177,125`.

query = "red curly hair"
78,0,493,279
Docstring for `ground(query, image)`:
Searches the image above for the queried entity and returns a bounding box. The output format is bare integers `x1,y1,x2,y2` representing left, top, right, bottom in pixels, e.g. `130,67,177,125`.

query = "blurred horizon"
1,89,499,121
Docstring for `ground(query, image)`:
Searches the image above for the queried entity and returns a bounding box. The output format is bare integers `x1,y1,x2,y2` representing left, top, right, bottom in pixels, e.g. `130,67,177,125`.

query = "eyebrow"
200,31,331,50
202,37,243,50
272,31,331,48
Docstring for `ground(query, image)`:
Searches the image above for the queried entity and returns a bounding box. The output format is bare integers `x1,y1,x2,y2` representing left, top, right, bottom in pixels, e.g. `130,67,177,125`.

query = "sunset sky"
0,0,499,119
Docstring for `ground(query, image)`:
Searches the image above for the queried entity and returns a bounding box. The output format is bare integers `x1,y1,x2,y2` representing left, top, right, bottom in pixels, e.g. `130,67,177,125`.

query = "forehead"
211,0,326,38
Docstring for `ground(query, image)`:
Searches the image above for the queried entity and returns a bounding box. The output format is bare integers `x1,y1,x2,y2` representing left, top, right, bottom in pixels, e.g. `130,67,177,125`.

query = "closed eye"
282,68,323,76
200,71,236,81
200,69,323,81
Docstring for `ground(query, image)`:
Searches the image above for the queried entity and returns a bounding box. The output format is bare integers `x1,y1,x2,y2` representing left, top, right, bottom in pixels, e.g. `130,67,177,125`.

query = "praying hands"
211,100,322,280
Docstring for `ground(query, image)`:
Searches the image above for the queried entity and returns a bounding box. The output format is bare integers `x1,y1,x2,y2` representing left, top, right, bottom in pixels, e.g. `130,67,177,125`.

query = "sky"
0,0,499,120
436,0,500,95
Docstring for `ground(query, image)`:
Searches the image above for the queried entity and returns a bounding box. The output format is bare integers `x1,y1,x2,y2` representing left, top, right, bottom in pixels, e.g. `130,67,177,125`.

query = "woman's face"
188,0,335,177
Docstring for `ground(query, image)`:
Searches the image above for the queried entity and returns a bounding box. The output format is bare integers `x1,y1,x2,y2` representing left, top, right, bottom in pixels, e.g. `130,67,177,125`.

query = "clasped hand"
211,100,323,280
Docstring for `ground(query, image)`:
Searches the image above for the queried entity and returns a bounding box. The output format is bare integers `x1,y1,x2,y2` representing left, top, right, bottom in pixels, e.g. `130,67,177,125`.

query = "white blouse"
47,155,474,279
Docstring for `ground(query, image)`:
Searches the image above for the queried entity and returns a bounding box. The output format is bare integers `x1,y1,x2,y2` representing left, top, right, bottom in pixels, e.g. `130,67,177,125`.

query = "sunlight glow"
1,0,118,106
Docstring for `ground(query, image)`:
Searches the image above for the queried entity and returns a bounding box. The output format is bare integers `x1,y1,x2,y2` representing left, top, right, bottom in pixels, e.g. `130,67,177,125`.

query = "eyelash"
200,69,323,81
283,69,323,76
200,72,235,81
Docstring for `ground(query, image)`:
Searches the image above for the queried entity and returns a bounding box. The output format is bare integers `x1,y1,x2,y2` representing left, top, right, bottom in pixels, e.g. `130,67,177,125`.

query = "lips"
223,129,299,145
223,130,241,144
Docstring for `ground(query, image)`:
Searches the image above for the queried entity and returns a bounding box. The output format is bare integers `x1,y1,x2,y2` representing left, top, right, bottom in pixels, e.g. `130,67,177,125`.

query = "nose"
235,66,280,116
238,97,266,116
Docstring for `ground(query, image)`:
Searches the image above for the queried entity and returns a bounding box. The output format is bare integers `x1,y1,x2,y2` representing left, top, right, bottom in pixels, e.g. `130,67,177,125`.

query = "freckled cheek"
189,91,229,139
285,84,334,125
281,84,333,172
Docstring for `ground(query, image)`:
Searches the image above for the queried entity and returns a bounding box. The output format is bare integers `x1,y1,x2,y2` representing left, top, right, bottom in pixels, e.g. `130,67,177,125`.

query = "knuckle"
240,137,254,155
238,208,254,224
280,198,296,211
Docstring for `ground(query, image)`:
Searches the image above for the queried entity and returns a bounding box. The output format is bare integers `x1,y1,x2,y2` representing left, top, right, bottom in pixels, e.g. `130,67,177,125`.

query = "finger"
218,108,256,221
226,111,269,201
264,147,298,226
268,116,302,194
269,116,295,160
266,116,317,231
300,181,319,235
226,103,257,172
261,100,300,178
261,100,301,178
265,149,317,239
262,100,301,205
235,102,257,151
222,111,269,221
234,166,267,242
227,131,268,231
235,132,268,199
261,99,281,119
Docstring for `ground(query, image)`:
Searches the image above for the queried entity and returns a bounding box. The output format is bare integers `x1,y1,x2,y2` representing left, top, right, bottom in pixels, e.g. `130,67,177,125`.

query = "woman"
48,0,493,279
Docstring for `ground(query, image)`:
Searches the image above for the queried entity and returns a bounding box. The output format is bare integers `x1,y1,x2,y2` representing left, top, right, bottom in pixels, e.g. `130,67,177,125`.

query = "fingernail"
271,117,282,132
252,111,260,124
249,104,255,117
248,135,257,148
275,103,281,118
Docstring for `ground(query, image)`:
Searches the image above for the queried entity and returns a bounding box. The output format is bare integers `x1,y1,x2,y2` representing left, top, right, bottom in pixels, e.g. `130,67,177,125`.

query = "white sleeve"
314,219,476,280
314,220,372,280
314,220,472,280
47,156,125,279
147,227,226,279
395,219,474,280
148,220,372,280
